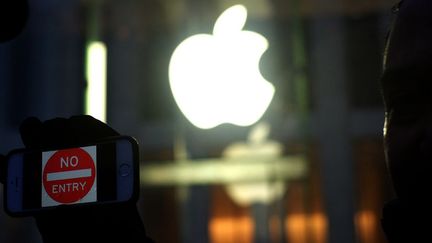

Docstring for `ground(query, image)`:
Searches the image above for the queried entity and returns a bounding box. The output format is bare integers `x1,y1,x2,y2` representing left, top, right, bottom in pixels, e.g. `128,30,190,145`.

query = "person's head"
0,0,28,43
381,0,432,202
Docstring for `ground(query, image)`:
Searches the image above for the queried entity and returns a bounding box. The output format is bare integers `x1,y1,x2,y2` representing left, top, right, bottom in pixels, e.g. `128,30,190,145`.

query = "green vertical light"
83,0,106,122
85,41,107,122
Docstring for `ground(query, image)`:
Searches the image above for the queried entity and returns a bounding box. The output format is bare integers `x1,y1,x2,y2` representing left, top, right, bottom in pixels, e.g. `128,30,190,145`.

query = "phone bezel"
4,135,140,217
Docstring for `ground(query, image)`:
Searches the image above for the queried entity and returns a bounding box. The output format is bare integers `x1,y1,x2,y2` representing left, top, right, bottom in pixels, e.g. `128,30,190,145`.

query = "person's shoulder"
381,198,430,243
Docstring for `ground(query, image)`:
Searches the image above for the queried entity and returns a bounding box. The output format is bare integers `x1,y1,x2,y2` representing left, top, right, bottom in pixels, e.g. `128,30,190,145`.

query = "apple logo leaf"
213,5,247,36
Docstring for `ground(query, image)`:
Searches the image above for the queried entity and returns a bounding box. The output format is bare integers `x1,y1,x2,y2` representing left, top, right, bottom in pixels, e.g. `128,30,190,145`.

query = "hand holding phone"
0,116,152,243
5,135,139,216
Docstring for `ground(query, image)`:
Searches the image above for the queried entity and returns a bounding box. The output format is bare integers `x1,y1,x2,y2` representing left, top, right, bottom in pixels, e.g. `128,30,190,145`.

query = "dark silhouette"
380,0,432,242
0,2,153,242
0,0,28,42
0,116,154,243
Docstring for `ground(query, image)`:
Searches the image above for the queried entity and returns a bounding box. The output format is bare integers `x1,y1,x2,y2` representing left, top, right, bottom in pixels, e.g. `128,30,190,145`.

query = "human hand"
2,115,151,243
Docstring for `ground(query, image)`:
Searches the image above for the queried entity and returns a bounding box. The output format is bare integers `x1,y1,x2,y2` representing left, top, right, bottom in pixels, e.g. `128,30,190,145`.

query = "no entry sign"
42,146,97,207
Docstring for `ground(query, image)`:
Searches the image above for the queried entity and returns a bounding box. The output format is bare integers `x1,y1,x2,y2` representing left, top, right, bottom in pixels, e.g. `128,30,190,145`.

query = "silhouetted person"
0,2,154,242
380,0,432,242
0,0,28,42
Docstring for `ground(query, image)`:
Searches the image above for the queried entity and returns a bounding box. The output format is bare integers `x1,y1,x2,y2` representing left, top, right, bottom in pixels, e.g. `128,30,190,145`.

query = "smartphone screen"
5,136,138,216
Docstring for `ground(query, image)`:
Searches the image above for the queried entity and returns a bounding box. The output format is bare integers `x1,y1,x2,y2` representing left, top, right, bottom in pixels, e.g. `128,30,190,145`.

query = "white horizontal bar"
47,169,92,181
140,156,307,185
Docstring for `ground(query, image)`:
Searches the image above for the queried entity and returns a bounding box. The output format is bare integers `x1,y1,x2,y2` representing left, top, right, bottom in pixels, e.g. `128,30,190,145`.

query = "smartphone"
4,135,139,217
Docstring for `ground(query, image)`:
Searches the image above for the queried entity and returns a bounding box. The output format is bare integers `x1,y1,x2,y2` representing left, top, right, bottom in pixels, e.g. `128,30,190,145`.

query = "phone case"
4,135,140,217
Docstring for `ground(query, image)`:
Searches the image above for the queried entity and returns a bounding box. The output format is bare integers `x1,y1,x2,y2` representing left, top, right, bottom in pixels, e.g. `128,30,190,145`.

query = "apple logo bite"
169,4,275,129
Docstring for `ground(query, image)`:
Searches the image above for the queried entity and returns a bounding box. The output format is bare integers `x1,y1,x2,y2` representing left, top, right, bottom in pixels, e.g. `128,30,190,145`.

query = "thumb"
19,117,43,149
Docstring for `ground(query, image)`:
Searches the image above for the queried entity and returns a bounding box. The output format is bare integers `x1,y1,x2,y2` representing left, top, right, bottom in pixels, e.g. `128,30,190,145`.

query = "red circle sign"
42,148,96,204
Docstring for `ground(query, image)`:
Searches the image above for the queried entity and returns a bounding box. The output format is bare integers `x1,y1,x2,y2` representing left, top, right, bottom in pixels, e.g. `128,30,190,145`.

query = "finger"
19,117,43,149
39,115,119,149
40,117,71,148
68,115,119,144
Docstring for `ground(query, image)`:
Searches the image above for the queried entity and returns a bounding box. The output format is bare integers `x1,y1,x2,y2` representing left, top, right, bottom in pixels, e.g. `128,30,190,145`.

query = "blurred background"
0,0,397,242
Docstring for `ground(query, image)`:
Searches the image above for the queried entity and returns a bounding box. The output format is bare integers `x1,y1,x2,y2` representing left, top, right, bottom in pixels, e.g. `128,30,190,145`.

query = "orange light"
355,210,378,243
309,213,328,243
209,216,253,243
209,213,328,243
285,213,328,243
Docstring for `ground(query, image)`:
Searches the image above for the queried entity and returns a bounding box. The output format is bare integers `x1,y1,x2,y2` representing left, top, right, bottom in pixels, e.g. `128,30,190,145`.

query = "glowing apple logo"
169,4,275,129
